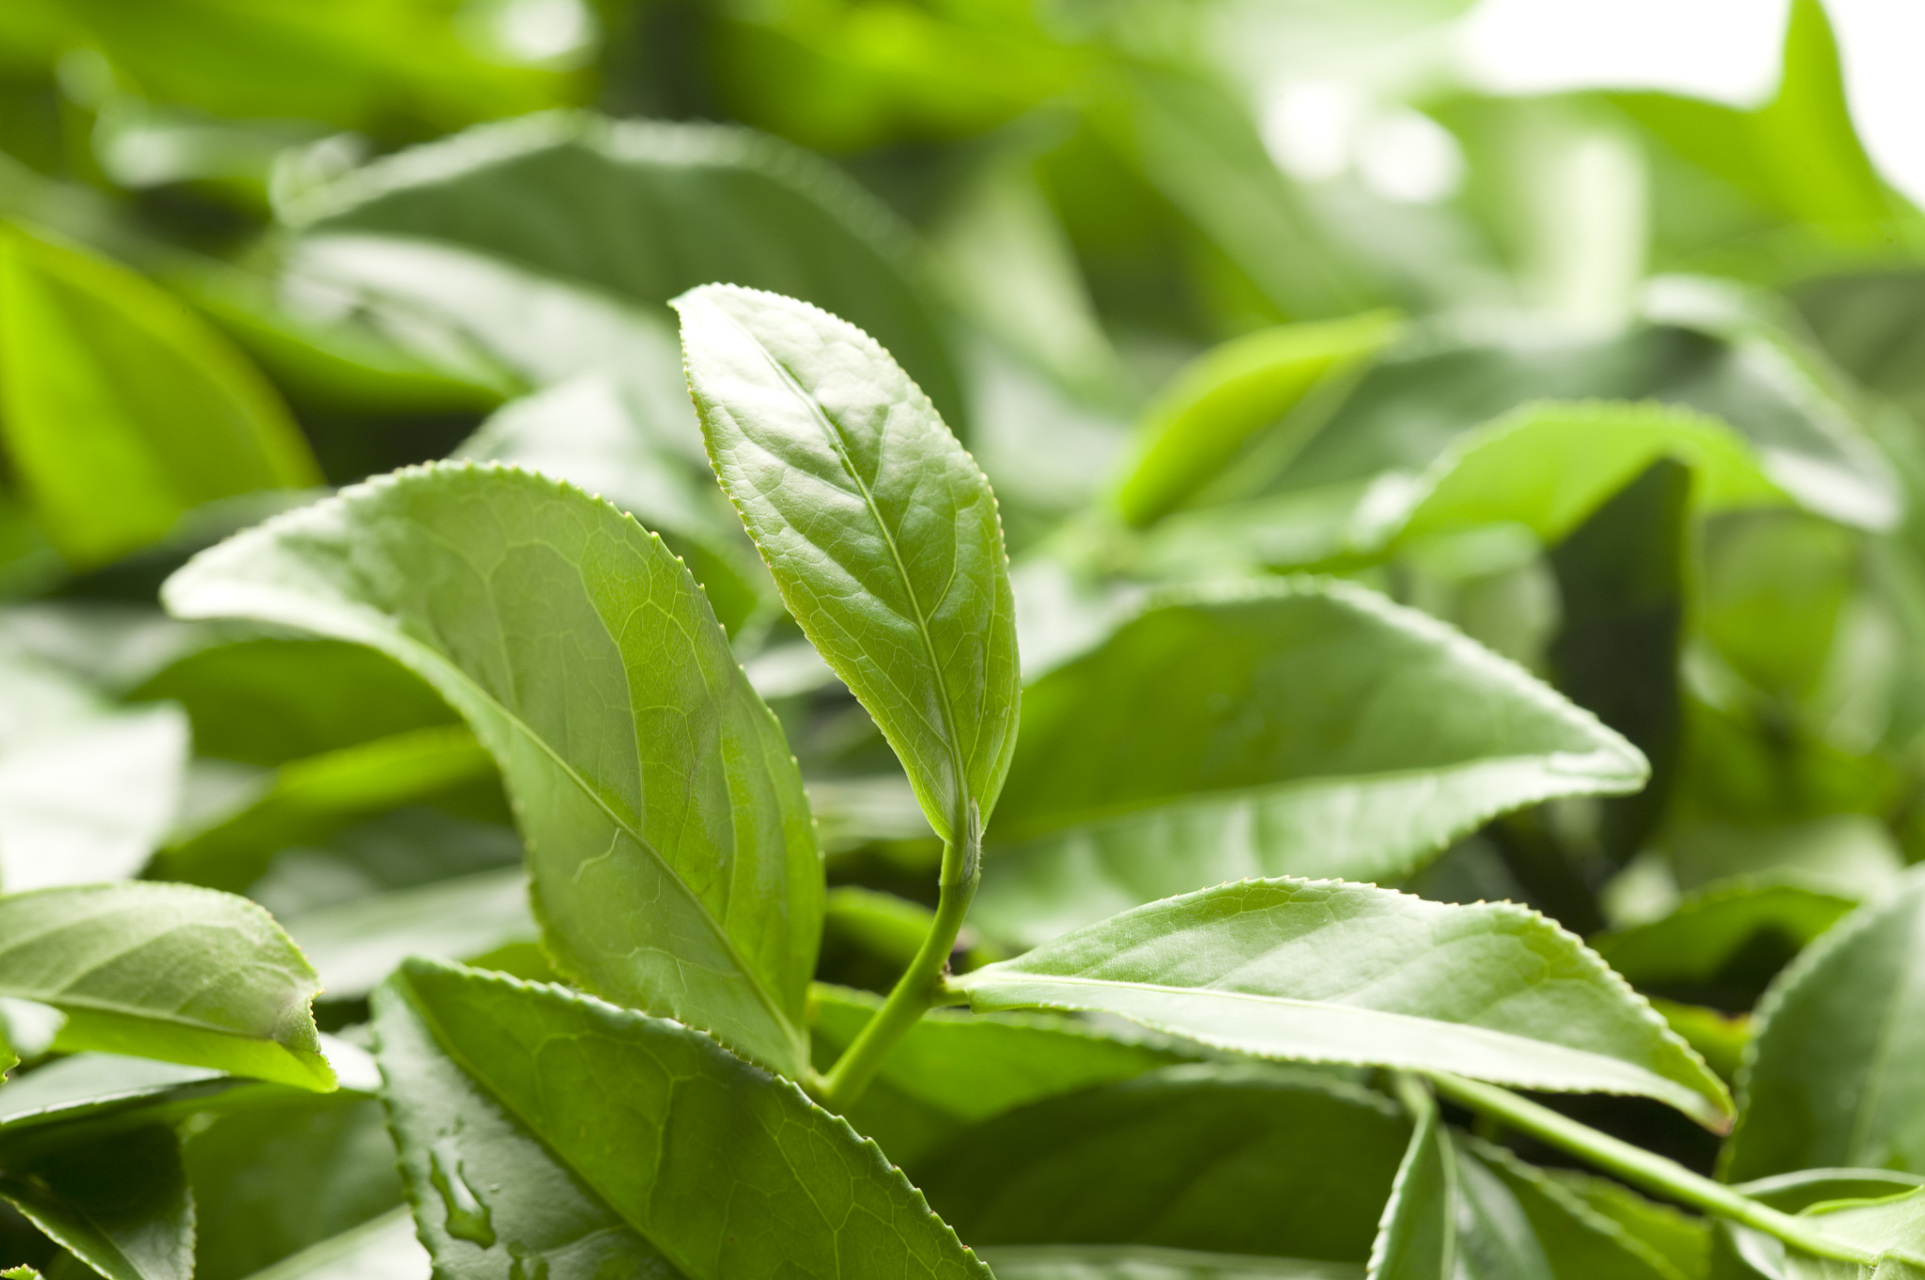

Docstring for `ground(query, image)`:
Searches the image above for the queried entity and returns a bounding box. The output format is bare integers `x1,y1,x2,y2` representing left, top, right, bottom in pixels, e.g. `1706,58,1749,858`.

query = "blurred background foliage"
4,0,1925,1248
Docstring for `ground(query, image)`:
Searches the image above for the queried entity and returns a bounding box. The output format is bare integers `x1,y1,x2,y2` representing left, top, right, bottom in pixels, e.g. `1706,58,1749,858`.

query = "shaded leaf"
284,868,535,1001
0,883,332,1090
975,579,1644,945
372,958,991,1279
163,463,820,1078
955,879,1732,1127
1592,879,1856,990
153,727,499,893
677,284,1020,844
911,1064,1408,1261
979,1248,1357,1279
0,1125,191,1280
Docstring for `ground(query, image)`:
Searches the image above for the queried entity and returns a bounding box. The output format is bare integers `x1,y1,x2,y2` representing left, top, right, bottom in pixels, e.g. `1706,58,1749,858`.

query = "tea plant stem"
1428,1074,1876,1265
816,815,980,1110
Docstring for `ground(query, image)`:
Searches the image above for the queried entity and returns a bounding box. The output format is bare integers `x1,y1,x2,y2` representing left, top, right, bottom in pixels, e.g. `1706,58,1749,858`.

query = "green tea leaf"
676,284,1021,844
163,463,821,1078
1114,313,1398,528
372,958,991,1279
287,112,963,427
1724,867,1925,1180
1373,1081,1683,1280
0,883,332,1089
129,638,459,769
284,868,534,1000
975,579,1644,945
153,727,499,893
1592,879,1856,989
910,1064,1408,1260
0,222,318,568
810,984,1188,1164
0,654,188,891
955,879,1733,1128
0,1124,192,1280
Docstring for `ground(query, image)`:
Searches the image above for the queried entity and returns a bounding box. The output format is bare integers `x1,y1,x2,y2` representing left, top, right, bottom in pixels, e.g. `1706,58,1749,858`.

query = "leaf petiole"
1427,1073,1876,1266
815,806,981,1111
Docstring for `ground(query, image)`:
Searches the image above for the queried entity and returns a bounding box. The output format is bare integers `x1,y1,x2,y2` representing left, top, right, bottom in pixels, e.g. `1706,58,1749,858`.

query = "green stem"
1428,1074,1874,1266
816,815,979,1111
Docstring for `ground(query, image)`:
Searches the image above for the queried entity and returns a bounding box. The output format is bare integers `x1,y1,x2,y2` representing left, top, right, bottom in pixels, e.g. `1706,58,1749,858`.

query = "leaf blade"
676,285,1020,842
955,879,1733,1128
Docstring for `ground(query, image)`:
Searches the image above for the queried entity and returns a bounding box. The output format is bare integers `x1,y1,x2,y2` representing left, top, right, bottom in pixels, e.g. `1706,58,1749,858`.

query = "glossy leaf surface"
163,463,821,1078
976,579,1644,944
1724,868,1925,1180
677,285,1020,843
0,883,332,1089
956,879,1731,1127
0,222,318,568
372,959,991,1280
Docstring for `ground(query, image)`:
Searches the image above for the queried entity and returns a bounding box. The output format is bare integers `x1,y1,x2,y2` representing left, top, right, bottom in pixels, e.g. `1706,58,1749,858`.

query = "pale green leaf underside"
976,579,1644,945
676,284,1020,843
285,867,536,1000
0,883,332,1090
981,1246,1358,1279
956,879,1732,1128
162,463,820,1078
374,959,991,1280
241,1209,428,1280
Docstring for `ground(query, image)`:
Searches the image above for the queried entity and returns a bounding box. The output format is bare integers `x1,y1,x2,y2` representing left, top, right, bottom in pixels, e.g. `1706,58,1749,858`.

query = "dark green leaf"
809,984,1188,1164
0,883,333,1090
911,1064,1407,1261
956,879,1732,1127
163,464,821,1078
372,958,991,1279
676,284,1021,844
975,579,1645,945
286,112,963,427
0,222,319,568
1592,879,1856,990
0,1125,190,1280
185,1096,401,1280
1724,867,1925,1180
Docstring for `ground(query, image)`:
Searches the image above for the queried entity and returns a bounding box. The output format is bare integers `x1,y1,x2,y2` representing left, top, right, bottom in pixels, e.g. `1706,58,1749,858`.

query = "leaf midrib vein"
712,305,971,833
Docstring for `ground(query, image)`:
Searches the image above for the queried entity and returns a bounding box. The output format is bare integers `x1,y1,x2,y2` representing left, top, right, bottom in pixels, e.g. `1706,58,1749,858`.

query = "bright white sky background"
1458,0,1925,207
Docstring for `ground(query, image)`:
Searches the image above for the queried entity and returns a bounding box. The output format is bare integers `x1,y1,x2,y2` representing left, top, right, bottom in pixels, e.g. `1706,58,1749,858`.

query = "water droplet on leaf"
429,1138,496,1248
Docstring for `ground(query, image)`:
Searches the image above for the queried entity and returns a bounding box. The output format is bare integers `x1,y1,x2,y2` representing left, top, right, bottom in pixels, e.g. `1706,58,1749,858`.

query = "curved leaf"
0,1124,191,1280
1723,867,1925,1180
236,1210,427,1280
676,285,1020,843
1114,312,1398,528
0,883,332,1090
372,959,991,1280
284,868,535,1000
955,879,1733,1128
975,579,1644,945
979,1247,1354,1279
1591,878,1857,990
285,111,962,426
162,464,821,1078
0,222,318,568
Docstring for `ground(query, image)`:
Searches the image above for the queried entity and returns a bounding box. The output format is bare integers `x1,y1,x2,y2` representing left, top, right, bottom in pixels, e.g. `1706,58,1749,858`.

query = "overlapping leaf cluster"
3,1,1925,1278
